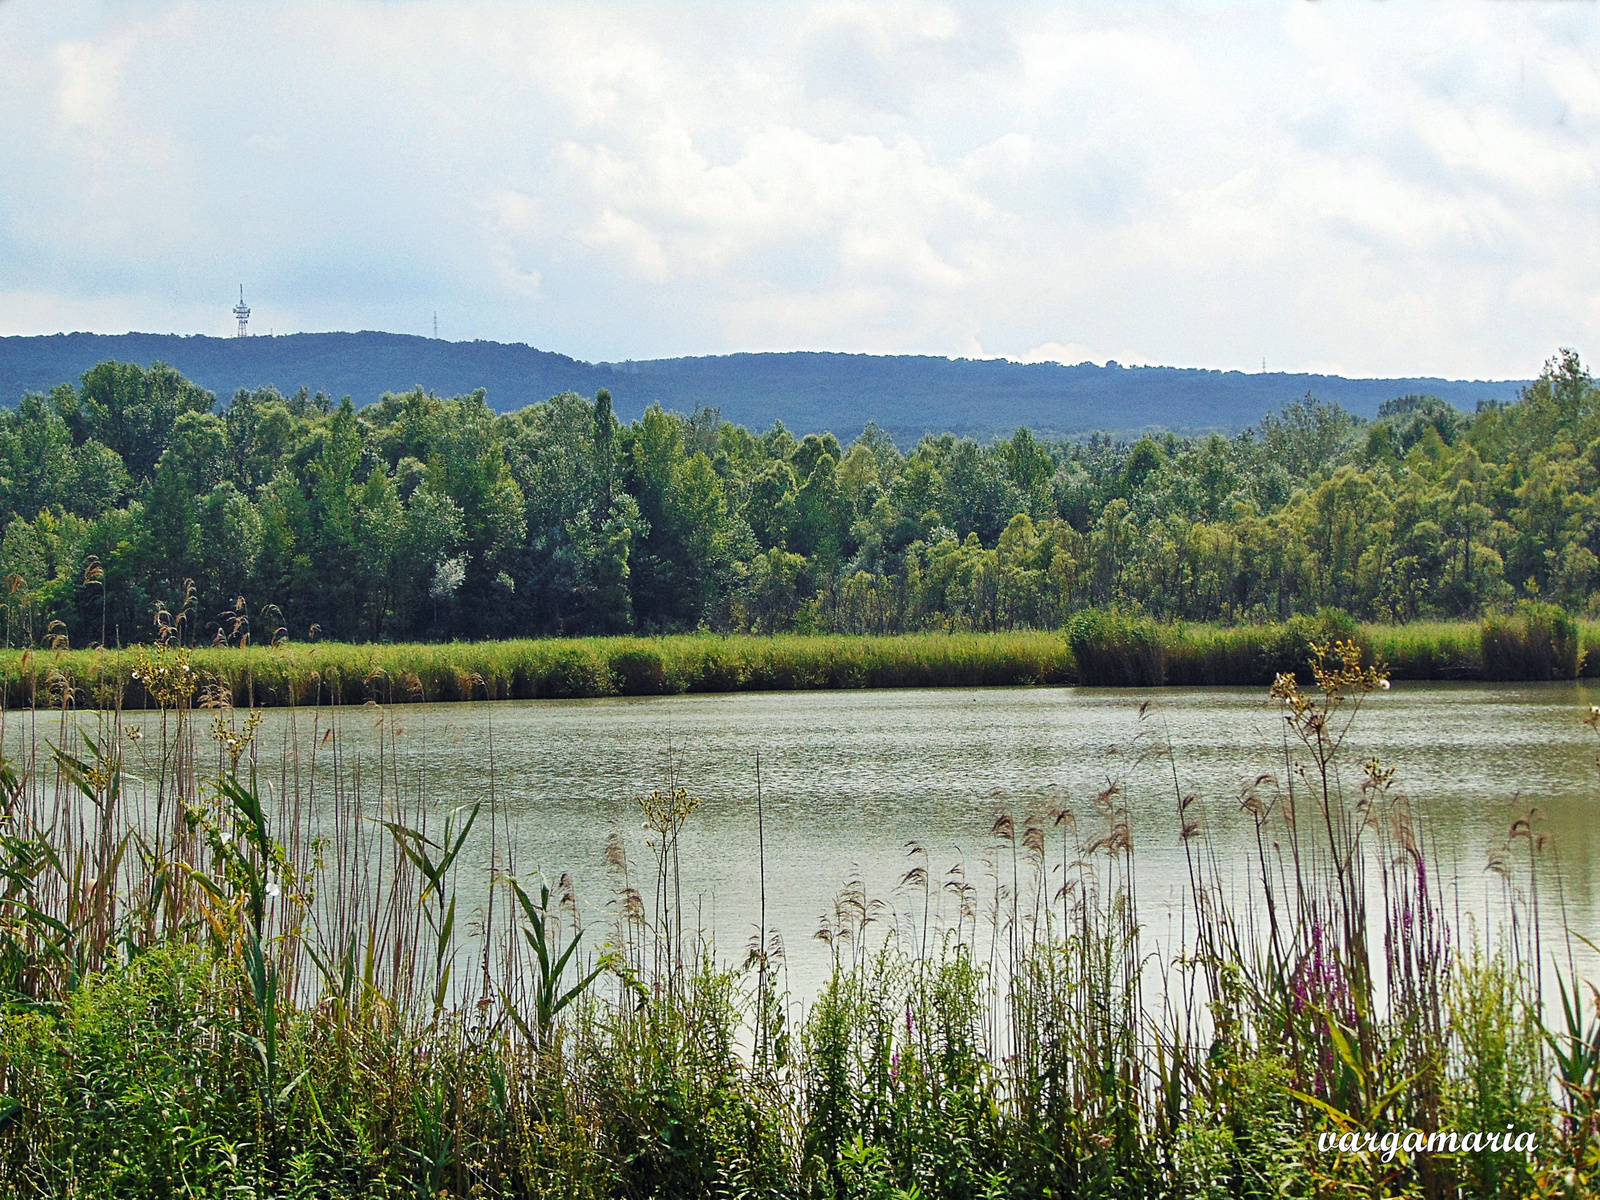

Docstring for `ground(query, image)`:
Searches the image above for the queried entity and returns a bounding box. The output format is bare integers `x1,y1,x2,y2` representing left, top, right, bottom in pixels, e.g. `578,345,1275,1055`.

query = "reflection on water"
54,681,1600,999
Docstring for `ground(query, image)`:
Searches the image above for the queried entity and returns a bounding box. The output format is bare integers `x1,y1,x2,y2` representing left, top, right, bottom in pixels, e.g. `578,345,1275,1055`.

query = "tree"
1257,394,1360,480
741,546,807,633
65,361,215,483
1004,427,1054,498
138,453,203,602
401,487,465,637
1521,348,1598,443
196,483,262,629
166,412,229,493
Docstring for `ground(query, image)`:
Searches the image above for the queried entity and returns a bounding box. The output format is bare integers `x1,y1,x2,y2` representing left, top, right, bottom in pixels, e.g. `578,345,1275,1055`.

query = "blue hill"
0,331,1528,440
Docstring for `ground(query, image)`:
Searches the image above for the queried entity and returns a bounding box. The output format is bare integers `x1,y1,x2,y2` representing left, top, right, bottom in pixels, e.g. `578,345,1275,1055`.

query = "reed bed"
0,637,1594,1198
0,631,1076,709
1,607,1596,711
1362,621,1490,681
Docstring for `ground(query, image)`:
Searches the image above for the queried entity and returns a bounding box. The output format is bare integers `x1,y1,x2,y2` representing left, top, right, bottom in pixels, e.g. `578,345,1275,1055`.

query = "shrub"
1066,610,1166,686
1482,601,1580,681
610,644,671,695
1258,608,1358,681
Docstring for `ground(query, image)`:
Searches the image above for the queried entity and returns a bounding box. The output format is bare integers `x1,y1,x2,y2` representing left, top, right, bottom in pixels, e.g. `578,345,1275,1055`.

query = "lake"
54,680,1600,1000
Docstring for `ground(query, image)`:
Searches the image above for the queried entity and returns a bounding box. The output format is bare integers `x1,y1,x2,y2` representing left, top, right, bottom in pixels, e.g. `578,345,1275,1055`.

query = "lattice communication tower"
233,286,251,338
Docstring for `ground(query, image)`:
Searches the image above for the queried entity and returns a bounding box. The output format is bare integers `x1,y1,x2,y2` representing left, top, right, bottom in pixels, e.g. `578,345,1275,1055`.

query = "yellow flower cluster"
129,645,198,709
1270,639,1392,745
210,709,263,770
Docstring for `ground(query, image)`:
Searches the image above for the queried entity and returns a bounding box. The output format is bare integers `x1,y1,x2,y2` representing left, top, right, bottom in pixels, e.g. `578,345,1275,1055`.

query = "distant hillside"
0,331,1528,440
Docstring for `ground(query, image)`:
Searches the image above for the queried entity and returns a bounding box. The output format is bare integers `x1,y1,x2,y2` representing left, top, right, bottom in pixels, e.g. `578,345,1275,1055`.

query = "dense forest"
0,350,1591,646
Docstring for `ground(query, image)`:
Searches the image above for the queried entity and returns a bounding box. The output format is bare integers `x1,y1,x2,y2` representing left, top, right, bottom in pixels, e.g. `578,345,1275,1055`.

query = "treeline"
0,351,1595,645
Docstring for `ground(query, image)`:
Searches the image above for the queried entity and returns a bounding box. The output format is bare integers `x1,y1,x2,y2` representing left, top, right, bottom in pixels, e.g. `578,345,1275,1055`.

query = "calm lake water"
78,682,1600,998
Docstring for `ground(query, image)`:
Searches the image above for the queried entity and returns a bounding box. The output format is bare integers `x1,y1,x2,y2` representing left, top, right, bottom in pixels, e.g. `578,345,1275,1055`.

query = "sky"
0,1,1597,379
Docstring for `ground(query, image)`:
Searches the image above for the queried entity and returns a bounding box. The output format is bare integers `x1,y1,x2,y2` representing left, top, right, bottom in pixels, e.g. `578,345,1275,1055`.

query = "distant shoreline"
1,618,1589,710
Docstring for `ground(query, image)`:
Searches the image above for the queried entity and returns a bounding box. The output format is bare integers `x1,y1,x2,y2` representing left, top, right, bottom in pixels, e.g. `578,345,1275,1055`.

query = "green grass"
2,609,1596,709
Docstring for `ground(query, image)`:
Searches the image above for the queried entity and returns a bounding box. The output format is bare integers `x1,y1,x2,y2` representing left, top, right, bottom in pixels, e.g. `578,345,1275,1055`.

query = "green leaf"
1287,1088,1357,1128
276,1067,310,1106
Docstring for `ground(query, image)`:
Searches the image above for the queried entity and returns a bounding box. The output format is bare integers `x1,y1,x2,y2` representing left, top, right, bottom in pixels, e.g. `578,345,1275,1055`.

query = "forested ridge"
0,350,1593,647
0,331,1526,439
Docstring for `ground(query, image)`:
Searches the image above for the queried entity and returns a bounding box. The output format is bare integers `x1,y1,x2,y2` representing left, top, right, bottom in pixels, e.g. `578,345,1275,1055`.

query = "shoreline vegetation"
3,352,1600,660
0,641,1594,1196
1,606,1593,709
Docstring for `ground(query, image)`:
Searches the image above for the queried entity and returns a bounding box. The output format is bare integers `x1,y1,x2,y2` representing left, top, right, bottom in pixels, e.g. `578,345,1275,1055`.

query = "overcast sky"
1,1,1596,377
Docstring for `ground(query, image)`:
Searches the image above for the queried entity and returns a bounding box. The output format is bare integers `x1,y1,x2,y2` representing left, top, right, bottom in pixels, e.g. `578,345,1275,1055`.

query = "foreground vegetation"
0,639,1595,1198
2,349,1600,647
0,605,1592,708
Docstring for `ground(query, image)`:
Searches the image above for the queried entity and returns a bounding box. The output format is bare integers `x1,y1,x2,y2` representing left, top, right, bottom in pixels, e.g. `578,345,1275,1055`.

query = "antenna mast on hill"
233,286,251,338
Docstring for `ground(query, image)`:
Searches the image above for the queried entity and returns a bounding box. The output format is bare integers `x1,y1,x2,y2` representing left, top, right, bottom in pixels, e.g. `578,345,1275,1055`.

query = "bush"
531,646,615,698
1066,610,1166,686
610,644,671,695
1481,601,1580,681
1261,608,1359,681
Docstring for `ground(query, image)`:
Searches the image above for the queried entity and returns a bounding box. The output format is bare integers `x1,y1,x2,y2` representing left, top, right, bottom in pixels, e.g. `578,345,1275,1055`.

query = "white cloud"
53,38,123,128
0,1,1596,376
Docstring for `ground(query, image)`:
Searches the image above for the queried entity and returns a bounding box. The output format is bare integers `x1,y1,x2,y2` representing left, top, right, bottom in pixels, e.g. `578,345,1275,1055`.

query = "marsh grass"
3,610,1596,713
0,632,1077,709
1363,622,1489,681
0,638,1594,1197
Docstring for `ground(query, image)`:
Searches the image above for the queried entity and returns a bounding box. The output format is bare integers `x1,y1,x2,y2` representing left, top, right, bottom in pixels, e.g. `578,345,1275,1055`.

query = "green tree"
63,361,215,483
